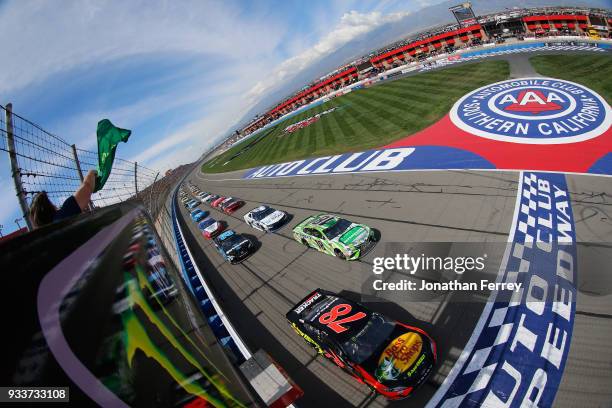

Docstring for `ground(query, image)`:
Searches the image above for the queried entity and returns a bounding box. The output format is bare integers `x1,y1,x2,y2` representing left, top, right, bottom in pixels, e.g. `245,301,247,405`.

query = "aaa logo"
450,78,611,144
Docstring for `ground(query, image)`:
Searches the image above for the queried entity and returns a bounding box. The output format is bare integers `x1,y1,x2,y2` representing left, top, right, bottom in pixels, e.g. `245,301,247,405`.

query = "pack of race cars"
179,183,378,264
179,183,436,400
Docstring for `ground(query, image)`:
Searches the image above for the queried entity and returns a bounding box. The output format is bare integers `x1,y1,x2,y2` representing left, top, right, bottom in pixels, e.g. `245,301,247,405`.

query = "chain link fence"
1,103,164,230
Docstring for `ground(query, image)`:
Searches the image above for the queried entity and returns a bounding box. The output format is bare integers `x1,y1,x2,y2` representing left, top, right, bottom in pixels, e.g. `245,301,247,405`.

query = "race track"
176,167,612,407
176,50,612,407
181,169,516,407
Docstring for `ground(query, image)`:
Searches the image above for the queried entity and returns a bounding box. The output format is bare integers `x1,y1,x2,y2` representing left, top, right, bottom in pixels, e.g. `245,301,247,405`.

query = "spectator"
29,169,97,228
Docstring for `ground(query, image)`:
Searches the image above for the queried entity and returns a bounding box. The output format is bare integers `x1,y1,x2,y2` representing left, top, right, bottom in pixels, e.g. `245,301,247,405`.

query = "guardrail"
171,187,252,363
171,185,303,407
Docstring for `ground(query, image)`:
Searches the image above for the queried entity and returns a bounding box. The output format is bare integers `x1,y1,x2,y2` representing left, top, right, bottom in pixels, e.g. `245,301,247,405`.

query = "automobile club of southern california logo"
450,77,611,144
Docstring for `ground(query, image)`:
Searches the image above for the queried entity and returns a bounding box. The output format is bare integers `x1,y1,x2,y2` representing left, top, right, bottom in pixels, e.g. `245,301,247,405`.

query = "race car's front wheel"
301,239,310,248
334,249,346,260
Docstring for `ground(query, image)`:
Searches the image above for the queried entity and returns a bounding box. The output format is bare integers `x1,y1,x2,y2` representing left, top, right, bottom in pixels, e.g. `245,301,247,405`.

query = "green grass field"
202,60,510,173
529,54,612,104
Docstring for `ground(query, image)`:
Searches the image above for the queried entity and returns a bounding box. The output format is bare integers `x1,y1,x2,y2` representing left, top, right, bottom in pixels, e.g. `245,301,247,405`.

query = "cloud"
129,120,205,166
2,1,448,236
116,11,416,169
245,9,411,105
0,0,285,94
1,1,434,193
0,176,24,231
128,84,253,170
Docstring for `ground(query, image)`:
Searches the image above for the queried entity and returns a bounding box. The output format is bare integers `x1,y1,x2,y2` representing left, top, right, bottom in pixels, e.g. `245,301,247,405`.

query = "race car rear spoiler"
286,288,333,322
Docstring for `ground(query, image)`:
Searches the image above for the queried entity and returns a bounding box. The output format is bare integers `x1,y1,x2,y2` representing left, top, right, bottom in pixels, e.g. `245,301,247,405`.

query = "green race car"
293,214,375,260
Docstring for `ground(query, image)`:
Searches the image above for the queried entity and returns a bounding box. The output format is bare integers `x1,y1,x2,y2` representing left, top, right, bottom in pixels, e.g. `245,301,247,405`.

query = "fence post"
71,144,94,211
5,103,33,231
71,144,85,182
134,161,138,199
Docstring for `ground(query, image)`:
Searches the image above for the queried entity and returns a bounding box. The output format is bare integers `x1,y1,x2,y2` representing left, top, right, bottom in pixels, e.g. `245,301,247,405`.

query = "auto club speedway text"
433,173,577,407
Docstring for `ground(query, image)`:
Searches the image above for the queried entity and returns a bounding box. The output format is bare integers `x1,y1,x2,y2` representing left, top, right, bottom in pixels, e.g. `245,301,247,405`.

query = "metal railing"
1,103,162,230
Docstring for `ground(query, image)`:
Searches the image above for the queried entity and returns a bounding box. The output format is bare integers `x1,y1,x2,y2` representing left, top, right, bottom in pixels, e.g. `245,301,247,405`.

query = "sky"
0,0,448,234
0,0,606,235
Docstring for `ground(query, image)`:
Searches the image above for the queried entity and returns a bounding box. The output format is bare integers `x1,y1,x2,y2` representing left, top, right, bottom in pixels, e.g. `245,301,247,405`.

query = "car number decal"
319,304,366,333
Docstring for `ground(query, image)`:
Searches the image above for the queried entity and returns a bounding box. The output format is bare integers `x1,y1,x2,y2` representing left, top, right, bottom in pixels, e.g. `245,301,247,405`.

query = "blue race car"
213,230,254,264
187,200,200,210
191,209,209,222
198,218,215,231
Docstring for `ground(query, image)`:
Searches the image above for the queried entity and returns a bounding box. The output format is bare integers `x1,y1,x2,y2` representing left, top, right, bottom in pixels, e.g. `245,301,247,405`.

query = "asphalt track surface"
175,167,612,408
179,169,515,408
176,52,612,407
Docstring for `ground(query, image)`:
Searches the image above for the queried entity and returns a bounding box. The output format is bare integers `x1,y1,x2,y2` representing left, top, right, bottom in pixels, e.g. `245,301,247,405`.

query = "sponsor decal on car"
450,77,611,144
294,292,322,314
339,226,368,245
290,323,324,354
428,172,577,408
376,332,423,381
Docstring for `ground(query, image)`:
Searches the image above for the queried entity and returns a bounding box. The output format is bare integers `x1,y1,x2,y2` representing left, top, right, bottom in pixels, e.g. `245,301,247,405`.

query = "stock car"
199,192,212,202
198,218,226,239
217,197,234,209
220,198,245,214
186,200,200,210
293,214,375,260
244,205,288,232
145,248,178,306
190,209,209,222
211,196,227,208
213,230,255,264
286,289,436,400
203,194,218,204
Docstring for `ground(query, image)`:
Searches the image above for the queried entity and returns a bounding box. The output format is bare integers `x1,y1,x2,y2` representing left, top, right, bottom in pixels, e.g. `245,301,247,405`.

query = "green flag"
94,119,131,192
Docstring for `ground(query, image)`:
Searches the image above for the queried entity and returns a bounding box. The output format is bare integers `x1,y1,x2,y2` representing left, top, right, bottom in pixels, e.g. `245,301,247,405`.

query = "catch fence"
0,103,163,230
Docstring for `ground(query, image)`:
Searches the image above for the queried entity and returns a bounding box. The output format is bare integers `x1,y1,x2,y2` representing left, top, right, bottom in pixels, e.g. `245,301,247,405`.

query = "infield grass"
529,54,612,104
202,60,510,173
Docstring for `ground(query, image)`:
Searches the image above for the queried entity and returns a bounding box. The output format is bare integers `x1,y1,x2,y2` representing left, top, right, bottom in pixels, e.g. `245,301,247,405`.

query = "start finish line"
427,172,577,408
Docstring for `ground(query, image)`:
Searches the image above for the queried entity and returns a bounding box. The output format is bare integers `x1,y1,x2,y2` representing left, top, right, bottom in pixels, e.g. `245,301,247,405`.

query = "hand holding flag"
94,119,131,192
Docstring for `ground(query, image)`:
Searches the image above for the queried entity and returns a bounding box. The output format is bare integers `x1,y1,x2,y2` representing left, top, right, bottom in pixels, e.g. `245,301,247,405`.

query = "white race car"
244,205,288,232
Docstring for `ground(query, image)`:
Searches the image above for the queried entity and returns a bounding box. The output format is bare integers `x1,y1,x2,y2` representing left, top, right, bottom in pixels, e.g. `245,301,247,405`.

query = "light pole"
15,218,22,230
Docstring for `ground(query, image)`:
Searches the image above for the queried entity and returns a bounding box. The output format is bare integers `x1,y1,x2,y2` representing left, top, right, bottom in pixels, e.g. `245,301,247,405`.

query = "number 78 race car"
286,289,436,400
293,214,375,260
